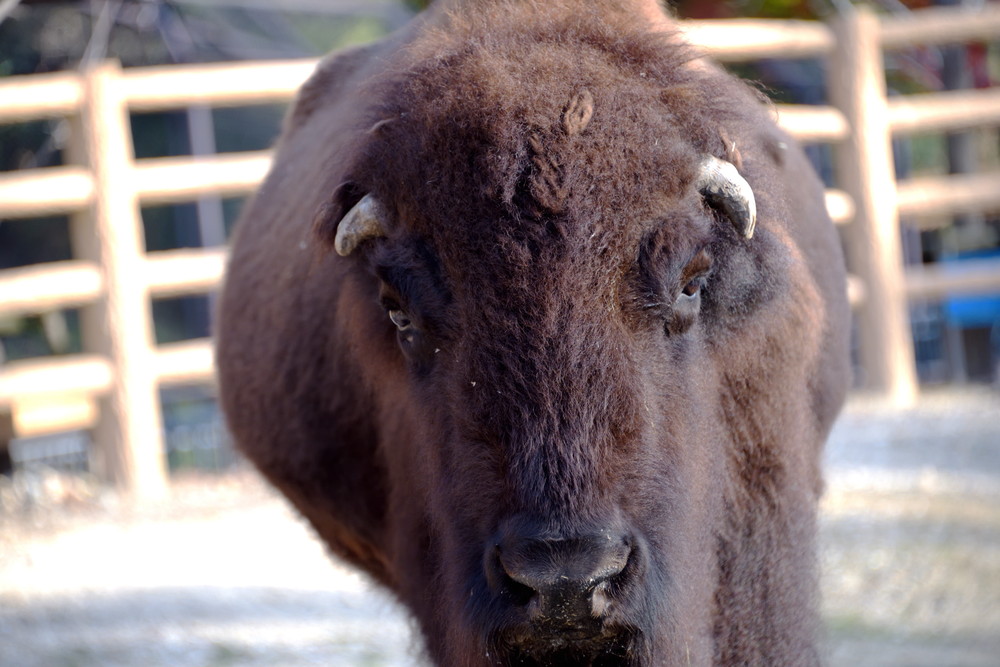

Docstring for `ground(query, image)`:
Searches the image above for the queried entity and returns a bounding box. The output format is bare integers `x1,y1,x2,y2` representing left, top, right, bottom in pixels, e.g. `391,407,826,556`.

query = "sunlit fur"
216,1,850,665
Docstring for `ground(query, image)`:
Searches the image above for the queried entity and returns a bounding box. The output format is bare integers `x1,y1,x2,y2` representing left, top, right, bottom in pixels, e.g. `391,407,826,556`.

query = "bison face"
321,85,773,664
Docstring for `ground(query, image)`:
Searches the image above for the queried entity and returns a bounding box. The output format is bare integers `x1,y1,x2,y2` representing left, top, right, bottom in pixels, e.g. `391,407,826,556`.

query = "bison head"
220,6,847,666
305,30,826,665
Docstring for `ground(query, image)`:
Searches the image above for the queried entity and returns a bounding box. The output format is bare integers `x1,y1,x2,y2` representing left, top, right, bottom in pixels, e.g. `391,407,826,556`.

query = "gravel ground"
1,388,998,666
820,388,1000,667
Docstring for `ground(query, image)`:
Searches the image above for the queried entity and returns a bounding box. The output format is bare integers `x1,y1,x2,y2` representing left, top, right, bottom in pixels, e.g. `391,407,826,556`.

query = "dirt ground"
1,388,998,666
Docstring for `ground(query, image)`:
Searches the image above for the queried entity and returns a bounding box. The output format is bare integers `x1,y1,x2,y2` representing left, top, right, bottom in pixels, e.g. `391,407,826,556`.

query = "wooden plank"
12,394,99,439
846,274,866,308
134,152,271,205
0,340,215,434
0,70,84,124
0,355,114,405
0,261,103,318
0,249,227,318
776,104,850,143
680,19,835,60
156,339,216,386
0,166,93,217
829,7,917,405
905,257,1000,300
120,59,316,111
825,189,855,225
889,88,1000,135
896,171,1000,219
146,247,227,298
0,152,270,219
880,5,1000,49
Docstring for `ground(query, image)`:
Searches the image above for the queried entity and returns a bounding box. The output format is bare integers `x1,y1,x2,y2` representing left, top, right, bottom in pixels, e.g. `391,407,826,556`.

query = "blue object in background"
942,249,1000,329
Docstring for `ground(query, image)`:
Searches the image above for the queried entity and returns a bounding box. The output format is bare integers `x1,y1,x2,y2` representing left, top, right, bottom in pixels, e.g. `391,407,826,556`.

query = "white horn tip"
698,155,756,239
334,194,386,256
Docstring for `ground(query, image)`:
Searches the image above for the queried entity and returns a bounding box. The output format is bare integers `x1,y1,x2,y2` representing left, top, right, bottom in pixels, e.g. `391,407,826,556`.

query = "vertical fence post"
829,7,919,405
75,61,167,498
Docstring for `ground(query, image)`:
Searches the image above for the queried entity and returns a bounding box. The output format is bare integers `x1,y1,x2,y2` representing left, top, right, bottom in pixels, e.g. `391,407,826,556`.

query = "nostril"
491,532,633,622
486,545,536,607
501,569,537,607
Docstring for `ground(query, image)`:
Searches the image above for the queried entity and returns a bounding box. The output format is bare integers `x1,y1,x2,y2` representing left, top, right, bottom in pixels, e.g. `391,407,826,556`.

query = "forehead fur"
349,2,747,266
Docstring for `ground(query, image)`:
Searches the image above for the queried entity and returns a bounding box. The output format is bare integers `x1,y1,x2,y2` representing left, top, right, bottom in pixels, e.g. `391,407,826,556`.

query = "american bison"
216,0,851,664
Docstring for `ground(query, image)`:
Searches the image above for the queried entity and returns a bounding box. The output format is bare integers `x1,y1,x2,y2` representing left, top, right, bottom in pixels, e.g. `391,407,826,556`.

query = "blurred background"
0,0,998,665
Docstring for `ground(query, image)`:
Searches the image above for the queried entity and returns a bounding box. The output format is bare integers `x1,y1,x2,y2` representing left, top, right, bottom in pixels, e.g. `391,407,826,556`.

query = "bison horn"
696,155,757,239
334,194,388,256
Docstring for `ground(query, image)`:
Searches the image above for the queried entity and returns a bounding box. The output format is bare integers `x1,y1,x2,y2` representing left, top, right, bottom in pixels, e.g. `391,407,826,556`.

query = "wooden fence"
1,6,999,496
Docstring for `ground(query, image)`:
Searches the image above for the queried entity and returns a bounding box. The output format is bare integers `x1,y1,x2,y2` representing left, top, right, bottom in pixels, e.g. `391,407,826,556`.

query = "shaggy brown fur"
216,1,850,665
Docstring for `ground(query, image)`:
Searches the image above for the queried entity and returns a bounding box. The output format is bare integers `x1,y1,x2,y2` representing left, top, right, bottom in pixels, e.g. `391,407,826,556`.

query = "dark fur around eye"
378,290,436,366
635,235,712,336
665,250,711,336
666,289,701,336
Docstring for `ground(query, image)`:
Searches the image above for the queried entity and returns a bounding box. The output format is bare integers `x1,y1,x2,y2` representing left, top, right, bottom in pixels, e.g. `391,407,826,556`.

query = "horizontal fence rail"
878,4,1000,48
905,257,1000,300
0,340,216,403
775,104,851,143
0,70,86,122
0,166,94,217
0,59,318,123
896,172,1000,224
0,248,228,320
0,261,104,316
0,152,272,217
1,6,998,493
888,87,1000,135
680,19,836,60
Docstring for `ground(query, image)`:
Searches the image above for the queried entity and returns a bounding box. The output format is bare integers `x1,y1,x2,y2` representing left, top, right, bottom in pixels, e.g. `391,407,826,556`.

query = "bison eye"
387,306,425,350
385,304,437,368
680,276,705,299
388,308,413,332
378,288,436,365
666,274,707,336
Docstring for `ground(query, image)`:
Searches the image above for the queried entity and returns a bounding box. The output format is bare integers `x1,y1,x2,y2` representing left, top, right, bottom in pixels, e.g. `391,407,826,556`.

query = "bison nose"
494,531,631,623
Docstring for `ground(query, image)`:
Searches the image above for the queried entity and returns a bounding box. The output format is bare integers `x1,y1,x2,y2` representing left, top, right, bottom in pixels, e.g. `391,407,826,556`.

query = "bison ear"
562,89,594,136
312,184,388,256
695,155,757,239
